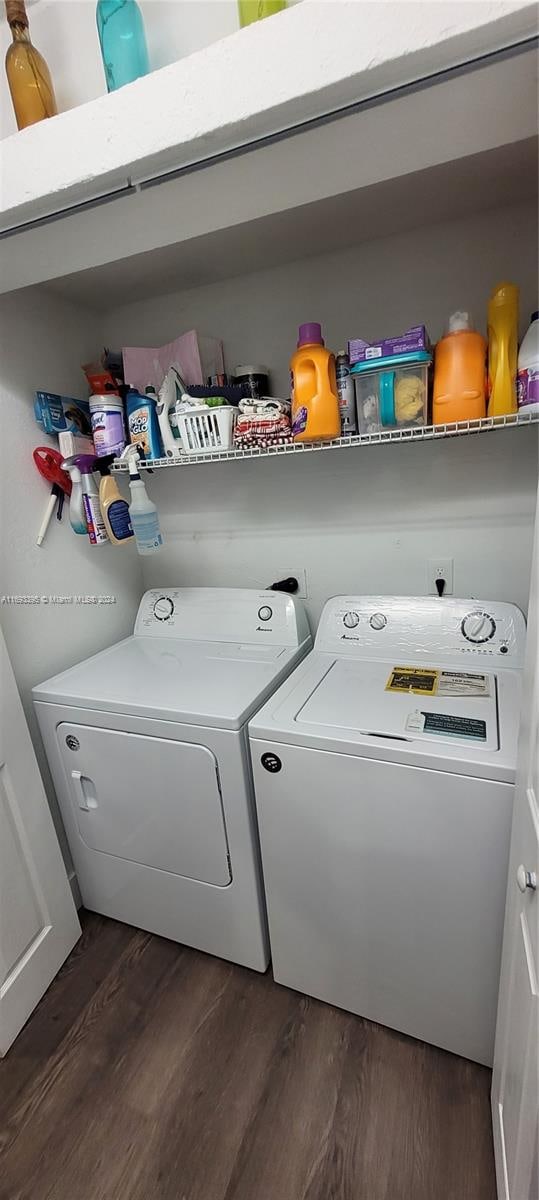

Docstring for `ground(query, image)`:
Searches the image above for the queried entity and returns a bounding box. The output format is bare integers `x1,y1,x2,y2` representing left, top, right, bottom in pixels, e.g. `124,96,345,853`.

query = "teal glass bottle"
96,0,150,93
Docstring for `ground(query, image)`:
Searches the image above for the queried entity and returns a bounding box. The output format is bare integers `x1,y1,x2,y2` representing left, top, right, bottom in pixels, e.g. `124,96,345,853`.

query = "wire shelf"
111,411,538,471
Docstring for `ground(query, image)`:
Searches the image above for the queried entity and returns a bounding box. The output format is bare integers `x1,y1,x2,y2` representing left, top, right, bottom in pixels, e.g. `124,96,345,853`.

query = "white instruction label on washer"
406,709,488,740
437,671,490,697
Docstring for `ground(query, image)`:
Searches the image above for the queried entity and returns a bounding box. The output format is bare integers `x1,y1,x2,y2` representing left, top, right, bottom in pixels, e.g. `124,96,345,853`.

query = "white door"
492,486,539,1200
0,624,81,1056
56,722,231,885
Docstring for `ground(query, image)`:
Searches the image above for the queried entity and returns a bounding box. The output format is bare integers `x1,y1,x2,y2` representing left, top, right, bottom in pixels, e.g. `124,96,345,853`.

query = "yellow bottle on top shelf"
488,282,519,417
238,1,286,27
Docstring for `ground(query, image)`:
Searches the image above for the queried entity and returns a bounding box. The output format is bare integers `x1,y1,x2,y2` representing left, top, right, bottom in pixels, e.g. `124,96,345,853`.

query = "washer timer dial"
153,595,174,621
461,611,496,644
343,611,360,629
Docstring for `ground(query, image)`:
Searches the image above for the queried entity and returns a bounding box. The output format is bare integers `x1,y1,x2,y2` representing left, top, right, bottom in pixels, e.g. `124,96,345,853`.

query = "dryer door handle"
71,769,98,811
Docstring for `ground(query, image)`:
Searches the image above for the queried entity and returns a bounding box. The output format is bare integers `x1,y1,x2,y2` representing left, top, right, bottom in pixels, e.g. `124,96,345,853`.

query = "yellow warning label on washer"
386,666,490,697
385,666,439,695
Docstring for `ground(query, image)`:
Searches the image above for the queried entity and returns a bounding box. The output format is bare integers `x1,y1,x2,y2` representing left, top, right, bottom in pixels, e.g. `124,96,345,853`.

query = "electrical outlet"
268,568,308,599
427,558,454,596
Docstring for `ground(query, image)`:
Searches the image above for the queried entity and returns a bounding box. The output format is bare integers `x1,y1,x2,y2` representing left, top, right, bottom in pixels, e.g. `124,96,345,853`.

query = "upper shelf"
0,1,537,296
1,1,536,228
111,413,539,471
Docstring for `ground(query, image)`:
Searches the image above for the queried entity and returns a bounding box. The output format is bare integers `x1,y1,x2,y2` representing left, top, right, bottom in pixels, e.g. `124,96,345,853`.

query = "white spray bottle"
119,445,163,555
61,457,91,535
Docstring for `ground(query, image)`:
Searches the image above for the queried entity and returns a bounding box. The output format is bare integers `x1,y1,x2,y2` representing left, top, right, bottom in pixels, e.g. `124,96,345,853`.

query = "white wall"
0,286,143,863
103,200,538,623
138,430,537,623
105,201,539,395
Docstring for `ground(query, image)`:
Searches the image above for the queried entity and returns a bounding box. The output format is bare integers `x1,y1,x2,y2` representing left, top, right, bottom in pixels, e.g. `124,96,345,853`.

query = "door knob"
516,864,537,893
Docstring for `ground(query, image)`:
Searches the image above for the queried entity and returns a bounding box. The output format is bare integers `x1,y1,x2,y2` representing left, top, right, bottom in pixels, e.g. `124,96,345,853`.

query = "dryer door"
57,724,231,886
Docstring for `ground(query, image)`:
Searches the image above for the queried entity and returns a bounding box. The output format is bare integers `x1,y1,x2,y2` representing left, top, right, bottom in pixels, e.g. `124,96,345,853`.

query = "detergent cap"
489,281,519,308
298,322,324,347
448,311,472,334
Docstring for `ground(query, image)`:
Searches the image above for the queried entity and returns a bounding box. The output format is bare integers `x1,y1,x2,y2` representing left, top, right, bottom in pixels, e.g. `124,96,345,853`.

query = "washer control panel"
153,595,175,622
315,596,526,666
461,611,496,644
134,588,311,647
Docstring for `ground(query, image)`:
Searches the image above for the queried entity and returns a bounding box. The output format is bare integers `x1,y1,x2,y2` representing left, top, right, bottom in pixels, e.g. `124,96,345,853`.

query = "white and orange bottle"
290,322,340,442
433,312,486,425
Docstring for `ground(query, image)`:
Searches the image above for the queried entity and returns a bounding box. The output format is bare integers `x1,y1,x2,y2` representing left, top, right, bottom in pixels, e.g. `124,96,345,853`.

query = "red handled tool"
33,447,72,547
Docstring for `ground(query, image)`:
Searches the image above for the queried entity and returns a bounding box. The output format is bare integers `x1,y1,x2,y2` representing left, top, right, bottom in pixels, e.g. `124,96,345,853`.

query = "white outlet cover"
427,557,454,595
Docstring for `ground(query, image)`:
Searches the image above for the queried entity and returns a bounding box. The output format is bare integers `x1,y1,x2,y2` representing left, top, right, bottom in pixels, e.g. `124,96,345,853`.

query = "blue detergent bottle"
96,0,150,93
126,386,163,460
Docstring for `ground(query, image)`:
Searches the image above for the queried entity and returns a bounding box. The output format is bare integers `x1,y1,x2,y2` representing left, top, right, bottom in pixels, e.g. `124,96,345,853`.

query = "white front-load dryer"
33,588,311,971
249,595,525,1061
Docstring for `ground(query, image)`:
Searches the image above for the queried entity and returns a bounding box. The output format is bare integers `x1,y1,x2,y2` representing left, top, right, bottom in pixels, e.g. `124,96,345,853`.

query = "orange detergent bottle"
291,322,341,441
432,311,486,425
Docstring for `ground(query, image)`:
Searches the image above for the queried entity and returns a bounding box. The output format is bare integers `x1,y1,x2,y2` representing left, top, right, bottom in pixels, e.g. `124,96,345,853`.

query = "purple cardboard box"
349,325,430,365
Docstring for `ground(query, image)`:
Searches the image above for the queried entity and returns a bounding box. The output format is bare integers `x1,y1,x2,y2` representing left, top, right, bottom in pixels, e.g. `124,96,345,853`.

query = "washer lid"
295,659,499,749
33,635,307,729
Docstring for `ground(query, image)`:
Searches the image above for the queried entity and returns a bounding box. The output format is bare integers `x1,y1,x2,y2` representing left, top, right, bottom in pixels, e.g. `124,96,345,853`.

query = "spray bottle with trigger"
61,456,87,534
119,445,163,555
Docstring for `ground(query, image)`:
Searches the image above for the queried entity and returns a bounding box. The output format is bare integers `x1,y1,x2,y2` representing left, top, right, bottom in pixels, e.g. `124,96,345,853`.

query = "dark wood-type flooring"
0,911,497,1200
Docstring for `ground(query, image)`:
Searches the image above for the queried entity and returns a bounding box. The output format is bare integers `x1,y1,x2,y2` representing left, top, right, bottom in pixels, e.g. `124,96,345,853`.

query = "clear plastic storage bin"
352,352,431,434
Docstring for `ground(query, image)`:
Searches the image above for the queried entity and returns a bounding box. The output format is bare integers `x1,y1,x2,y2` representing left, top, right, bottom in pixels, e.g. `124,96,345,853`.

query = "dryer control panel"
315,596,526,667
134,587,311,647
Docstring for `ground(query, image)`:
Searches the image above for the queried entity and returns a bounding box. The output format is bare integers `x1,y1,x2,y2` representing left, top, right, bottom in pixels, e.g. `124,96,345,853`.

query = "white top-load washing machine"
249,595,526,1063
33,587,310,972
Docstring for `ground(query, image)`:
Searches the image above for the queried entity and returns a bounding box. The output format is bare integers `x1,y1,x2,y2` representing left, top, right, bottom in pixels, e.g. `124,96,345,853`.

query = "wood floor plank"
0,912,126,1122
222,994,355,1200
0,923,180,1199
127,963,297,1200
0,911,497,1200
304,1016,496,1200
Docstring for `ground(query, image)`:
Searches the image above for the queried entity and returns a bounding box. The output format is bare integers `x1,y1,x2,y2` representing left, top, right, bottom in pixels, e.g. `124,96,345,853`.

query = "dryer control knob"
258,606,273,622
343,611,360,629
153,596,174,621
461,611,496,643
369,612,387,631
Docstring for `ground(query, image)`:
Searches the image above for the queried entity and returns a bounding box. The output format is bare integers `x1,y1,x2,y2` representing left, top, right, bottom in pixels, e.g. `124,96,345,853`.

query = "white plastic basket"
176,405,236,455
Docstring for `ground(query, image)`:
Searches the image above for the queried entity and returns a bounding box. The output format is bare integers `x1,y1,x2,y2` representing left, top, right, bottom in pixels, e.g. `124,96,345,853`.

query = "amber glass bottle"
5,0,57,130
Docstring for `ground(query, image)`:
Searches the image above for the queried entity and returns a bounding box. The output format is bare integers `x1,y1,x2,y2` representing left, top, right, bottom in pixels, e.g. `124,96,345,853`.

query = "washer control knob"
153,595,174,621
461,611,496,643
343,611,360,629
370,612,387,631
258,605,273,622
